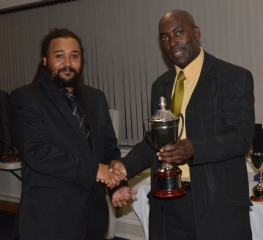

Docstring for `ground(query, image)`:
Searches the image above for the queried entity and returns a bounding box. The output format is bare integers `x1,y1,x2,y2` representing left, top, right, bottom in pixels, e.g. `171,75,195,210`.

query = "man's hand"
112,186,138,207
108,160,127,178
96,164,126,189
157,139,194,165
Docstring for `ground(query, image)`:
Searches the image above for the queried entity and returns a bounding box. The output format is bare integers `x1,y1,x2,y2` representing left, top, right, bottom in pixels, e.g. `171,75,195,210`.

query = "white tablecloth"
248,172,263,240
132,172,263,240
0,161,21,170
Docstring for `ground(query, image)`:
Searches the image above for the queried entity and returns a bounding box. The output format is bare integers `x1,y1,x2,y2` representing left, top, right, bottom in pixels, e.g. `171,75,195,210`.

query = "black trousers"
164,184,198,240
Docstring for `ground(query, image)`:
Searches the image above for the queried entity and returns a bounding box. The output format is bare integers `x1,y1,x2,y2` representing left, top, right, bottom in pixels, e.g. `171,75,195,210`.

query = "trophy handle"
177,113,184,141
143,117,159,151
247,150,254,170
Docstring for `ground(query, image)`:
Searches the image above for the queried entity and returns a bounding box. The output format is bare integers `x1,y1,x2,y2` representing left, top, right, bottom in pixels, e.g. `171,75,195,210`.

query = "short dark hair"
40,28,84,59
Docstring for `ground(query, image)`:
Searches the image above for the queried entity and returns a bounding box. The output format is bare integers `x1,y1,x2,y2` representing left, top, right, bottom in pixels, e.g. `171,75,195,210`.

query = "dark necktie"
170,71,186,115
62,90,92,149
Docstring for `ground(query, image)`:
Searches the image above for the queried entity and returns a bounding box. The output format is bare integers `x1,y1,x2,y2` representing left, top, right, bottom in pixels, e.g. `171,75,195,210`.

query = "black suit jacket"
0,90,14,156
122,52,255,240
10,76,120,240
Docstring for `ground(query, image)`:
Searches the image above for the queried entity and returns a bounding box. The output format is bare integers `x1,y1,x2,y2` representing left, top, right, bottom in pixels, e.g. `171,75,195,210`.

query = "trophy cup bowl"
144,96,186,198
248,152,263,202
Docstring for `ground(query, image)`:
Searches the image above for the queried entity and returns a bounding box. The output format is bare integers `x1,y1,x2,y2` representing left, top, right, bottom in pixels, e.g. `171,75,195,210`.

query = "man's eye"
72,55,79,59
177,31,183,36
55,54,63,58
161,36,168,42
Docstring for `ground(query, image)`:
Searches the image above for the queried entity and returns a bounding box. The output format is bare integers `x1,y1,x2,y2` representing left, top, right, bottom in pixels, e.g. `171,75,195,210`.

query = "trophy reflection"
248,151,263,201
144,96,186,198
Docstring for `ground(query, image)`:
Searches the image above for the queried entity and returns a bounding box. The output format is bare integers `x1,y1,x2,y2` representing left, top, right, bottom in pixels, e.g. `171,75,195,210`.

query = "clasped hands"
96,162,137,207
96,163,127,189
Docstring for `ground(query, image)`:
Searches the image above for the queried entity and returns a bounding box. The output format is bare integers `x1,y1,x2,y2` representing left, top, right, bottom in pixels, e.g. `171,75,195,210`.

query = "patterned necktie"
62,90,92,149
170,71,186,115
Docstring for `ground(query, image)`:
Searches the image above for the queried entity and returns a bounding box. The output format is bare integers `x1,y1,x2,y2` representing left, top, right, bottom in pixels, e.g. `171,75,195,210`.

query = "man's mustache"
58,67,76,73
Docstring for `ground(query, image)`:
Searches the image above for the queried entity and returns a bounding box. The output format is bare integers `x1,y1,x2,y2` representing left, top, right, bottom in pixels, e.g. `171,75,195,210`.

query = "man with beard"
9,28,136,240
110,9,254,240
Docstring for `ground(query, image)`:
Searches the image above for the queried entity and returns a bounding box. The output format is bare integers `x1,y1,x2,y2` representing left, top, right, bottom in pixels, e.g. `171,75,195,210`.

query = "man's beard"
47,66,82,88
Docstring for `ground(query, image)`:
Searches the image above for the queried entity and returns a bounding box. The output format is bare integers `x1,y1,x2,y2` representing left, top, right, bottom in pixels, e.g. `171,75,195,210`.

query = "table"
0,161,22,181
132,172,263,240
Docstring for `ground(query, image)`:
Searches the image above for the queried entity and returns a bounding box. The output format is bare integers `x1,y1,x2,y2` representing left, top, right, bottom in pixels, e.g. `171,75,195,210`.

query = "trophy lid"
150,96,177,122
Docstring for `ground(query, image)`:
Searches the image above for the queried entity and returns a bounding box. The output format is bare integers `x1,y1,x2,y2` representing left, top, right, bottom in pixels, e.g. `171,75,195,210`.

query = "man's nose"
170,36,178,47
64,56,71,66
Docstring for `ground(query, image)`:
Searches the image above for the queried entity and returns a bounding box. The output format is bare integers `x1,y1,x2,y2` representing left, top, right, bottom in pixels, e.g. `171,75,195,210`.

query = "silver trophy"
248,152,263,201
144,96,186,198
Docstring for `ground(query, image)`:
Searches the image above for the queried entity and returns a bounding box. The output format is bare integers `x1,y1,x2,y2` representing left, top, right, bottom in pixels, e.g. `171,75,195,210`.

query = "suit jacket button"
161,206,164,211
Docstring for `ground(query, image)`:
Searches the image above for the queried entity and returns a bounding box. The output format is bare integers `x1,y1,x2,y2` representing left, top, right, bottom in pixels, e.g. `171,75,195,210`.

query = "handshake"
96,160,128,189
96,160,138,208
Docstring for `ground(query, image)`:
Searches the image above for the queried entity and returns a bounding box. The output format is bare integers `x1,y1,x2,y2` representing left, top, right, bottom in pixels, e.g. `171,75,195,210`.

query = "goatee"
48,66,81,88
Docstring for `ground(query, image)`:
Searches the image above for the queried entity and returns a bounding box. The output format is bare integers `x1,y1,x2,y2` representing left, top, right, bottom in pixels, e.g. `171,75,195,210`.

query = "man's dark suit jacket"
0,90,14,156
10,76,121,240
121,52,255,240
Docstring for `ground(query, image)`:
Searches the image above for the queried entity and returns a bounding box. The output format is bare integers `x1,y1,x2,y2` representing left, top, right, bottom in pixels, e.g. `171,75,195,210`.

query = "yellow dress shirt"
171,47,204,181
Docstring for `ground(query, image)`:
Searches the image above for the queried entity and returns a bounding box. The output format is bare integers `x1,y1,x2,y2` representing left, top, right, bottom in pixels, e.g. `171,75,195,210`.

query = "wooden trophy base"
250,186,263,202
153,171,186,198
153,187,186,198
250,196,263,202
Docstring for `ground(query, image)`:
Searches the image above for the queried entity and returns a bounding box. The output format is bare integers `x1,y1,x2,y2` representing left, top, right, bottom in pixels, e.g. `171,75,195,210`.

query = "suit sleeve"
188,69,255,165
121,132,156,179
0,91,14,155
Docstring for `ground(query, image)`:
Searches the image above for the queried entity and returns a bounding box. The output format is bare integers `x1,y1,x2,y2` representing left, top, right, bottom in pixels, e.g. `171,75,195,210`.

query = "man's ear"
194,26,201,40
43,57,47,66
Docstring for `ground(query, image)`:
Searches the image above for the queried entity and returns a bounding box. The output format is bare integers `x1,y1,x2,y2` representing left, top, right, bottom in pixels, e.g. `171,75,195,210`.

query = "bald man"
110,9,254,240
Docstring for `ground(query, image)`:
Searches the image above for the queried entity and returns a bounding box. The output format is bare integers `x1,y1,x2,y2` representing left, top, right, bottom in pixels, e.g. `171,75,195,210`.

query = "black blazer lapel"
78,86,97,152
189,52,218,102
